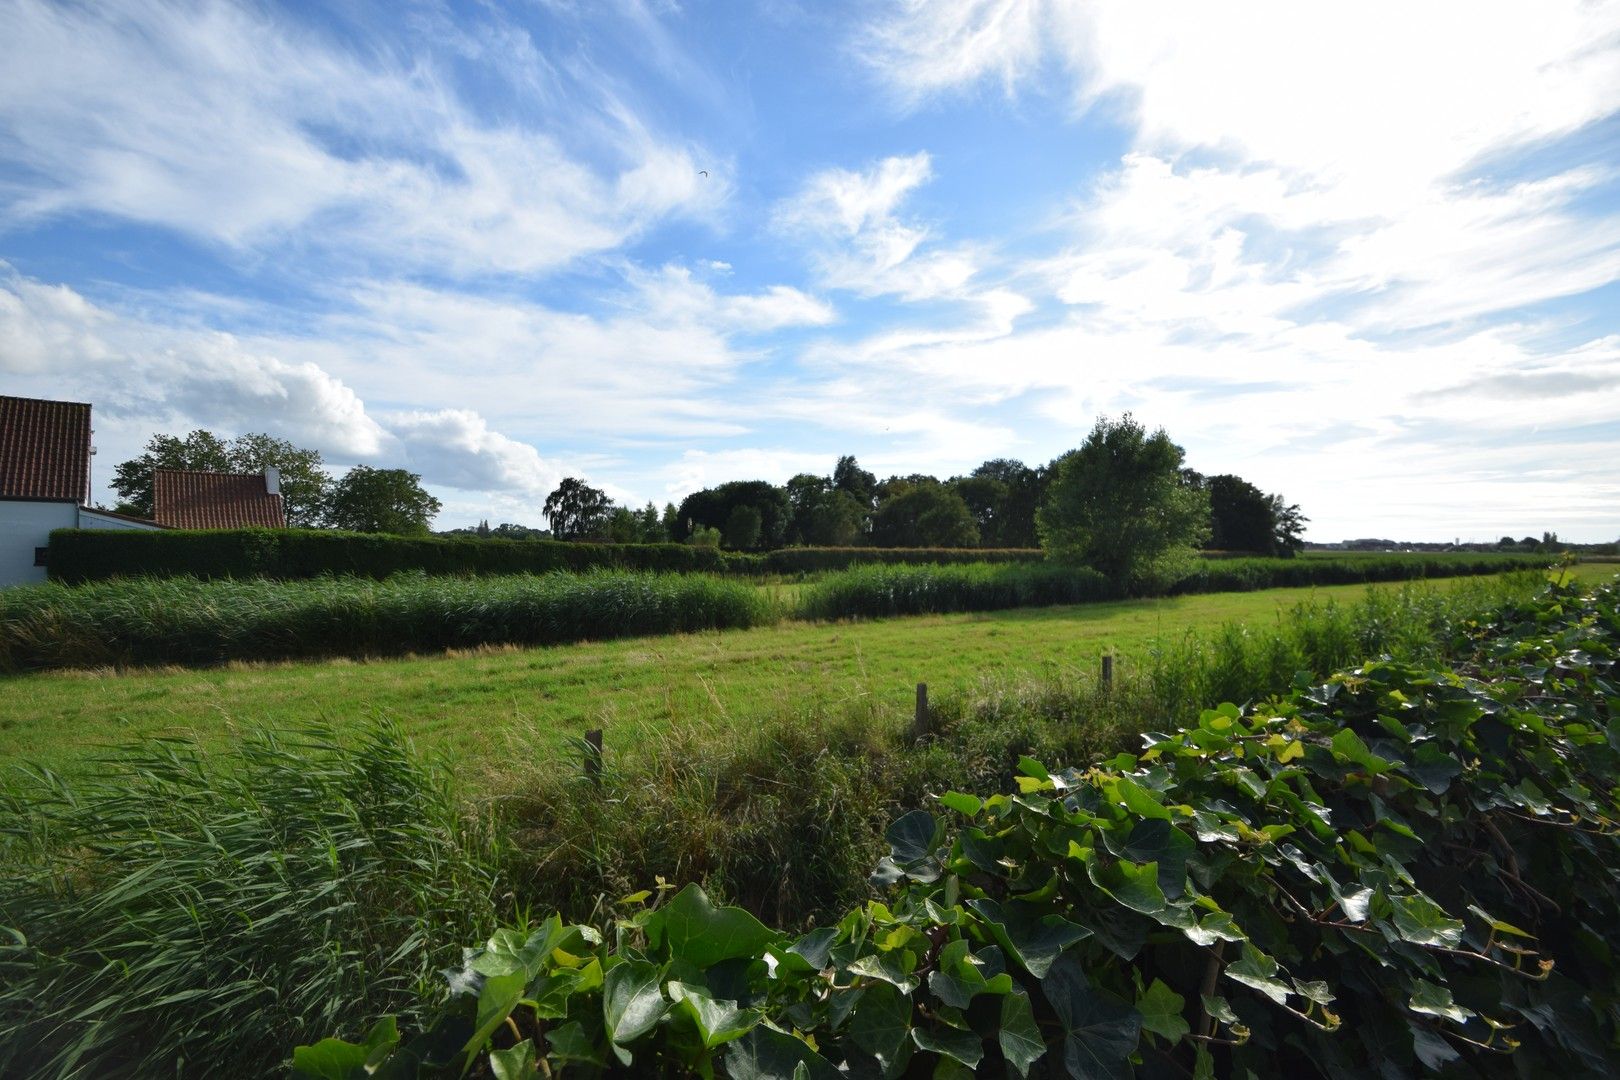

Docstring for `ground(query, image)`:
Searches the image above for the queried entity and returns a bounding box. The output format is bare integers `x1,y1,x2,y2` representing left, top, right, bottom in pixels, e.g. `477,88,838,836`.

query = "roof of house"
0,394,93,503
153,469,287,529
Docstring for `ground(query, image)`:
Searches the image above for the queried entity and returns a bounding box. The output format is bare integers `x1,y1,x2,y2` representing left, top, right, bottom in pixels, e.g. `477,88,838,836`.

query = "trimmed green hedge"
45,529,1044,584
46,528,763,583
1168,553,1552,593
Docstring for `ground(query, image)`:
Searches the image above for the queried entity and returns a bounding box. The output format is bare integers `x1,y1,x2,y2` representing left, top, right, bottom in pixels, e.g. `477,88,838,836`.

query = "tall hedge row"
44,529,1043,583
45,529,761,583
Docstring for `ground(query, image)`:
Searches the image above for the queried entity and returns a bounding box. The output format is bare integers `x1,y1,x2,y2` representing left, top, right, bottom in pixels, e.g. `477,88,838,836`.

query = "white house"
0,394,163,587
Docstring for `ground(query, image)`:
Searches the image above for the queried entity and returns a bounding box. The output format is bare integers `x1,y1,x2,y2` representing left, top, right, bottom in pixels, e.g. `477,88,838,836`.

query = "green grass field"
3,563,1607,775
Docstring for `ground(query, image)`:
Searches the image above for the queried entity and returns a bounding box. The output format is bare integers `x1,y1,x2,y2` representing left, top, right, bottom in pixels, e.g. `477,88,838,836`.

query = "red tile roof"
0,395,92,502
154,470,287,529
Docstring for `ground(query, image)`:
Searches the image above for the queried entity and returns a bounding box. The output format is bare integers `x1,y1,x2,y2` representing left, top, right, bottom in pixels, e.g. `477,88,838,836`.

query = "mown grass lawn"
1,564,1608,775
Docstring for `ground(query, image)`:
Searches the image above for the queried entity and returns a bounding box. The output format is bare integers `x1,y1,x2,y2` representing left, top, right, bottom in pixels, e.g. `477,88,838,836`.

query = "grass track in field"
1,564,1609,774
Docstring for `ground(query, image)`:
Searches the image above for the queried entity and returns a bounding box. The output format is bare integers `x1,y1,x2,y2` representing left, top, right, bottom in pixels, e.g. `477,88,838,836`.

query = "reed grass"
0,571,775,672
0,723,498,1078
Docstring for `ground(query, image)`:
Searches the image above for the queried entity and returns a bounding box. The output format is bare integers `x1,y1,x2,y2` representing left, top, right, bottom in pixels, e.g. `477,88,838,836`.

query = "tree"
677,481,791,550
832,455,877,509
1206,474,1275,553
870,483,980,548
111,429,332,525
660,503,682,542
1270,496,1308,556
784,473,863,546
1037,414,1210,588
969,458,1046,548
543,478,612,540
323,466,441,535
723,505,763,550
111,431,232,517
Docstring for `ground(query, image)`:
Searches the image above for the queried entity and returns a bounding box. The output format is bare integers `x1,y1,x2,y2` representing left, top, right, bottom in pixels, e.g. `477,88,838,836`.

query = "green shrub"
0,571,776,672
296,577,1620,1077
0,723,497,1079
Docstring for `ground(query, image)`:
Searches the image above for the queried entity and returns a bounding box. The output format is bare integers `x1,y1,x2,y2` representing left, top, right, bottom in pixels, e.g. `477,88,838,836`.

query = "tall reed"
0,723,498,1079
0,570,775,672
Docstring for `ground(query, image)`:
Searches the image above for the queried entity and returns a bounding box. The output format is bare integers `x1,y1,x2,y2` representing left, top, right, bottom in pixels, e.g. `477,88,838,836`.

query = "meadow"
0,563,1601,774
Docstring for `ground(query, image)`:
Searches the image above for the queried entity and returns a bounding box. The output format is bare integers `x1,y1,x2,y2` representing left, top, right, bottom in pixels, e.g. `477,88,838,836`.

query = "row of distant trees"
506,422,1307,561
109,431,441,534
106,420,1310,566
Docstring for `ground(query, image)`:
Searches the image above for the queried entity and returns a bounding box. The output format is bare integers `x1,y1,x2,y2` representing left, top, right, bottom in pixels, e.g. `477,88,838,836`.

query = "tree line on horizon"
105,421,1311,560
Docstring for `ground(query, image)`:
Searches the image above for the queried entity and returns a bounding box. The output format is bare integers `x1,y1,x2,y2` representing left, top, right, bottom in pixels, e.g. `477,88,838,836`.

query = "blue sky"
2,0,1619,540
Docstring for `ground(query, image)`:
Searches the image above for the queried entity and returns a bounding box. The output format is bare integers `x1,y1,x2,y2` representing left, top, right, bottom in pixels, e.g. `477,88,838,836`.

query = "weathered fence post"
913,682,930,739
583,728,604,788
1101,654,1114,691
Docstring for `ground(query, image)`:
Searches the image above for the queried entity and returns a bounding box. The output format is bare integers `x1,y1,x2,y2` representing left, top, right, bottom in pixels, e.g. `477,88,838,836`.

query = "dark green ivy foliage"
294,577,1619,1078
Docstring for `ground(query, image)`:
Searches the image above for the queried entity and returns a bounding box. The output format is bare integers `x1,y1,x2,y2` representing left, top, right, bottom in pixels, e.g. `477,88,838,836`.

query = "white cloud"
773,152,983,301
383,409,565,497
0,0,721,274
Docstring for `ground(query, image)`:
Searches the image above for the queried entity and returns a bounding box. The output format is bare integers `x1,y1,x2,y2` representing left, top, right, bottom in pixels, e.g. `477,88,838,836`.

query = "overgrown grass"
0,570,774,672
0,723,498,1079
493,571,1550,926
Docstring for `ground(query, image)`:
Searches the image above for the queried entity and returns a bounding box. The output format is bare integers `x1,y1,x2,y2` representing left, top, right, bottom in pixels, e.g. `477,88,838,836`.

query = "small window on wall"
34,547,48,567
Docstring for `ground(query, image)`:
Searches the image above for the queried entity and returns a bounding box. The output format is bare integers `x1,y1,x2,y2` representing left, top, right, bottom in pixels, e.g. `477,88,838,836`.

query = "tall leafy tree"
832,455,877,509
677,481,790,549
870,483,980,547
543,478,612,540
971,458,1046,547
323,466,441,535
1038,414,1210,588
723,505,763,550
784,473,863,546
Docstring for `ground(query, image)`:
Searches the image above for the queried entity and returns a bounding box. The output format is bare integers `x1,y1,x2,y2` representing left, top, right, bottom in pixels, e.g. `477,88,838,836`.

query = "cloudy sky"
2,0,1619,540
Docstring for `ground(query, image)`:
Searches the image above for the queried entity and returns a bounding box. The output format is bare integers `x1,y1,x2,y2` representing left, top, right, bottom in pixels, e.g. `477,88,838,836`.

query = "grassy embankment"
1,563,1606,774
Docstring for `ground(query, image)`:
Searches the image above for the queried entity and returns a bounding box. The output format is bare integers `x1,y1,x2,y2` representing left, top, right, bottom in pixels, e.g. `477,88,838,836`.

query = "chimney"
264,466,281,495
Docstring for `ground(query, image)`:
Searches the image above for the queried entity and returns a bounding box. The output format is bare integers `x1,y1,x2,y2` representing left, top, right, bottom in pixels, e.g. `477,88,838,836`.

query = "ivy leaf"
938,791,981,816
472,915,567,979
1043,956,1141,1080
544,1022,605,1066
967,898,1091,978
848,982,911,1067
602,959,668,1048
911,1025,984,1069
1407,744,1462,794
725,1025,841,1080
668,981,760,1049
1330,729,1394,774
1135,978,1190,1042
1224,943,1291,1006
1106,818,1194,899
645,884,778,969
846,950,921,994
1409,1023,1460,1070
488,1039,540,1080
998,991,1046,1078
1408,980,1475,1023
292,1017,400,1080
1391,895,1465,948
462,971,525,1062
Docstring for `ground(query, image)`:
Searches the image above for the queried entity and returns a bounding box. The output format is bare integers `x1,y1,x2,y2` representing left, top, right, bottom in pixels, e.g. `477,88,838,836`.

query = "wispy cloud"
0,0,720,275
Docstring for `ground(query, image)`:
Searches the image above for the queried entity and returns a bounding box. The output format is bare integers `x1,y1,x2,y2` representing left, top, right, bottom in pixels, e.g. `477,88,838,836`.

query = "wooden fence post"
913,682,930,739
584,728,604,788
1101,654,1114,691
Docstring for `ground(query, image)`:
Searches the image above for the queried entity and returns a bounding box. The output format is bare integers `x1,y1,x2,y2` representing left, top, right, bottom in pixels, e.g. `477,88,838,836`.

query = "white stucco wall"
0,500,77,587
0,502,163,587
